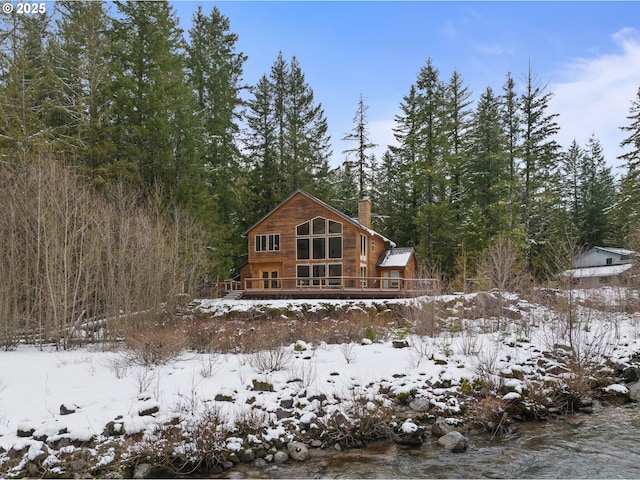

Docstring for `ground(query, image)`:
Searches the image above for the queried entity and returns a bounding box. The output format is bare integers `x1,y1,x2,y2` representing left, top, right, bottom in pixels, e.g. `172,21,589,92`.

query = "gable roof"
377,247,415,268
242,189,396,247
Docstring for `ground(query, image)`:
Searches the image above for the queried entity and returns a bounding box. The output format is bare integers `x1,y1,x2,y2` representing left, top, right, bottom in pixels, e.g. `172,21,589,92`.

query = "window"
313,237,326,259
360,234,367,258
297,238,310,260
328,220,342,234
297,222,309,236
269,234,279,251
606,257,613,265
329,237,342,259
255,234,279,252
312,264,326,286
297,265,310,286
313,217,326,235
296,217,342,261
328,264,342,286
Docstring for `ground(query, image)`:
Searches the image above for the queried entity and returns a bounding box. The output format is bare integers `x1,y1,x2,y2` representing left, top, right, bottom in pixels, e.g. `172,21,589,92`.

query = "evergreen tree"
342,94,377,197
48,1,114,170
501,72,522,229
330,160,359,218
284,55,332,195
519,67,561,275
443,69,472,221
412,59,450,271
391,85,422,248
615,86,640,238
243,53,331,223
373,149,405,243
560,140,584,235
440,69,473,277
110,1,200,194
0,12,52,160
187,5,247,277
463,86,510,261
243,74,280,223
579,135,615,247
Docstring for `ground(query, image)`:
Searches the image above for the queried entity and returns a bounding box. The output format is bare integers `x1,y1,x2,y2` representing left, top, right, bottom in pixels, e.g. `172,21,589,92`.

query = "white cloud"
549,28,640,174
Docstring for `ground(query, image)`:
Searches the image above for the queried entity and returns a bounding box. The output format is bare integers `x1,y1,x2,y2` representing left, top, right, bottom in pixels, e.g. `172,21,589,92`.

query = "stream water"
218,404,640,478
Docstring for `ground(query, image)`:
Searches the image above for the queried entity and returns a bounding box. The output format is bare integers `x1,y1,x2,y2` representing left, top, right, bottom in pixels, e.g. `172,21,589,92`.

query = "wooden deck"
222,277,439,299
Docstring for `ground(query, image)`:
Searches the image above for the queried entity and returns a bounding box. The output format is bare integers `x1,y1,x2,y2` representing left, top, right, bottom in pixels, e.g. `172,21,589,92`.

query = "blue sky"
171,1,640,173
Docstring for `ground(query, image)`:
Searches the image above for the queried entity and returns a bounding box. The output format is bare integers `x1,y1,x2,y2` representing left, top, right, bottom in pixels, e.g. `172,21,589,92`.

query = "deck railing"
222,280,242,291
242,276,439,292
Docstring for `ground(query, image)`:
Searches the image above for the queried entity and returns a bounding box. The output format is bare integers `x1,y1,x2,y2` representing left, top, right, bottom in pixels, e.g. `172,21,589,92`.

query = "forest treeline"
1,1,640,341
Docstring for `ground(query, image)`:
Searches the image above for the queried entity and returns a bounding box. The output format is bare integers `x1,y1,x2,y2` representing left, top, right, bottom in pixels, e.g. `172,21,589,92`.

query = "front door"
383,270,400,288
261,270,279,289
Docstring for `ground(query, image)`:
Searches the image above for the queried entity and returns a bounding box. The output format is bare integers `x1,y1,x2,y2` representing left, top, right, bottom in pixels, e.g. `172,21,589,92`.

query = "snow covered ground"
1,287,639,476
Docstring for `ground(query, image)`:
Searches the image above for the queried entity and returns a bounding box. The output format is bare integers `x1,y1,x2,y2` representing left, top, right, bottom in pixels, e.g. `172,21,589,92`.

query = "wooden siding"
242,191,392,286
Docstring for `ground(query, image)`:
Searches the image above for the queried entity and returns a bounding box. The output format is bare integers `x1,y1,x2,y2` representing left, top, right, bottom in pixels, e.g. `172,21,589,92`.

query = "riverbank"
1,287,639,477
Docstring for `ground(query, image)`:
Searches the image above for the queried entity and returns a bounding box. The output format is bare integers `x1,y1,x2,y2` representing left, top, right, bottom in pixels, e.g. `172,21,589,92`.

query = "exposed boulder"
273,451,289,463
287,441,309,461
60,403,78,415
409,398,430,412
437,431,468,452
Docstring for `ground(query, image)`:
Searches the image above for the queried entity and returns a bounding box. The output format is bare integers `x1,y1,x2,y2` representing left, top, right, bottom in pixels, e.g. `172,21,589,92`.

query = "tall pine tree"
341,94,377,197
110,1,200,195
187,5,247,277
615,86,640,240
519,67,561,276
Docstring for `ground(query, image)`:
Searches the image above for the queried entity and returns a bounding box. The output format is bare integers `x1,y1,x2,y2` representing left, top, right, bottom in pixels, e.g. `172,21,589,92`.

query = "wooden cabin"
236,190,432,299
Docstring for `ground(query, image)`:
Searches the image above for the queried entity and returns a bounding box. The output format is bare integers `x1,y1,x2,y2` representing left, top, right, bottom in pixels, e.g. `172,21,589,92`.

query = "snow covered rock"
431,418,464,437
393,419,425,446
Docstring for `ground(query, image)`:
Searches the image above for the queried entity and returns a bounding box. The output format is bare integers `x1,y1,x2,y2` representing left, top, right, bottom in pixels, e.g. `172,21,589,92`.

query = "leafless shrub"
319,389,392,447
477,234,525,294
131,367,161,396
403,299,443,337
408,335,437,368
198,353,221,379
456,324,482,356
339,342,356,364
473,395,513,437
287,359,317,389
124,324,186,367
233,407,271,437
472,338,503,392
124,403,230,476
102,353,131,379
247,347,291,373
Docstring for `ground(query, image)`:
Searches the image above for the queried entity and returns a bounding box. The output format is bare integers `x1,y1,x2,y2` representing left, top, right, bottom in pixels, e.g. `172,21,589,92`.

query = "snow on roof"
563,263,634,278
377,247,414,268
593,246,636,256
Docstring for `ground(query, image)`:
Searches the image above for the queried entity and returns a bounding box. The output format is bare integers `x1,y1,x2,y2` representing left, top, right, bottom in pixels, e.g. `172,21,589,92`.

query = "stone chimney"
358,195,371,229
